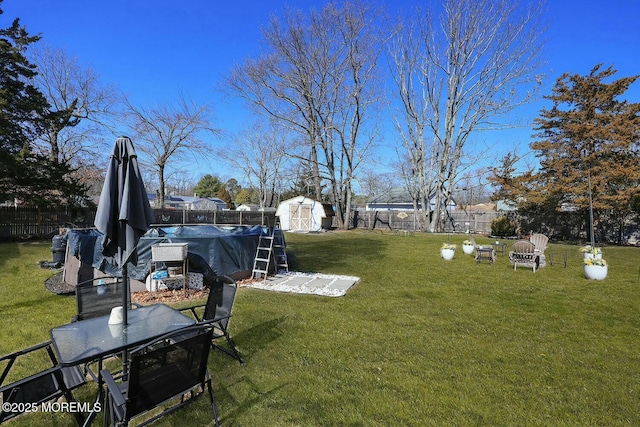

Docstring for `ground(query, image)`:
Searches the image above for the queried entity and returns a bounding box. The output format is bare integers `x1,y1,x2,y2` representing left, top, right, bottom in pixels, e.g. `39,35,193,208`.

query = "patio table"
50,304,195,425
492,242,507,256
51,304,195,366
475,247,496,264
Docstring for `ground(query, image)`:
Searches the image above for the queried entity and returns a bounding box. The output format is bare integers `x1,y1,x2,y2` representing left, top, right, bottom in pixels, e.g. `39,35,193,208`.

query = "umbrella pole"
122,263,129,380
122,263,129,325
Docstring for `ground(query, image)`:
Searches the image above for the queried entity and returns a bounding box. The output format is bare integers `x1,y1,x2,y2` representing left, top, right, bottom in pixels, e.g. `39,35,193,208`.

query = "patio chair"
0,341,86,424
73,277,140,322
101,325,218,427
73,277,143,381
180,276,244,364
508,240,539,272
529,233,549,267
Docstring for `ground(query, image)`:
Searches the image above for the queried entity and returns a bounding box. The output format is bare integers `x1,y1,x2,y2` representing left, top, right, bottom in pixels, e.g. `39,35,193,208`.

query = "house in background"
496,199,518,212
148,194,227,211
466,202,496,211
236,204,277,213
366,188,456,211
276,196,334,232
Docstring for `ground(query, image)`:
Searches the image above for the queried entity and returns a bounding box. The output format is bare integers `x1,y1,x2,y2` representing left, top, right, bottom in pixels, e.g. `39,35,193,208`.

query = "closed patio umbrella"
94,136,154,327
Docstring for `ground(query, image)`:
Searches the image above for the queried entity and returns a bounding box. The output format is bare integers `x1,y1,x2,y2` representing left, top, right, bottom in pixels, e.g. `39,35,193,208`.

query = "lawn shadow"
216,377,288,427
233,315,289,363
2,292,63,316
286,235,388,272
0,241,20,268
211,315,291,425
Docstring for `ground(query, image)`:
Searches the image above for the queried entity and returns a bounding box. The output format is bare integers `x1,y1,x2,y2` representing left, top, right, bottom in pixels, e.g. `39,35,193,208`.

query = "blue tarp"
66,225,267,282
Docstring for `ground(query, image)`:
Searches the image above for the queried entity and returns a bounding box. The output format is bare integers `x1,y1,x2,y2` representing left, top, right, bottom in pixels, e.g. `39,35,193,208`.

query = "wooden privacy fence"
0,207,95,239
152,209,275,228
2,205,501,237
0,207,275,239
351,209,500,234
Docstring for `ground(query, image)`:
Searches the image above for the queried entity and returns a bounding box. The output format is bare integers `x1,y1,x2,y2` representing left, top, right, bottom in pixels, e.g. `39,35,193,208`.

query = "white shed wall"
276,196,328,232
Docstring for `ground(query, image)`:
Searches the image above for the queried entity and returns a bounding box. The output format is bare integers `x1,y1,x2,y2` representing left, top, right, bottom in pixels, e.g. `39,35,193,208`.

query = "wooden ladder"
251,217,288,279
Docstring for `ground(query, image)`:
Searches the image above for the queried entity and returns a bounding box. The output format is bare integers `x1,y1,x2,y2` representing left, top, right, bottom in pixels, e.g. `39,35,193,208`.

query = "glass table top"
50,304,195,366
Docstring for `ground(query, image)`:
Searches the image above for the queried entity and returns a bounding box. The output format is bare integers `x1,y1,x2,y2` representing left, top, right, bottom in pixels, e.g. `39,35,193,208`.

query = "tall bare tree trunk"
224,2,382,229
390,0,544,232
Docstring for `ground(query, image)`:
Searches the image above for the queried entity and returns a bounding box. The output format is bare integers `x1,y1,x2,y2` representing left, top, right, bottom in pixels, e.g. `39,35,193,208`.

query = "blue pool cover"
66,225,269,282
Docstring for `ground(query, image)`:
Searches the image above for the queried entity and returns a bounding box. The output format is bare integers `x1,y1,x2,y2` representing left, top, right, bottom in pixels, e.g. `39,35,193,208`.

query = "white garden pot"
462,244,474,255
584,264,608,280
441,248,455,260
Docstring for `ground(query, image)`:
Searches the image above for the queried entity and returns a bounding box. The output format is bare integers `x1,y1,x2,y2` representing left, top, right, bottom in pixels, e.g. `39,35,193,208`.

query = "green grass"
1,233,639,426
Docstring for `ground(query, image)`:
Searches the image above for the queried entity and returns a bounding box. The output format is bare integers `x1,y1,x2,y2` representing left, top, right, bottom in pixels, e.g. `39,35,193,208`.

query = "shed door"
290,204,312,230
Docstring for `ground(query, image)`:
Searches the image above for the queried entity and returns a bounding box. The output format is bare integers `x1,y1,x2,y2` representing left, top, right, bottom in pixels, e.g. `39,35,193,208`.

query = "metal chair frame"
0,341,86,425
180,276,244,364
74,277,141,322
100,325,218,426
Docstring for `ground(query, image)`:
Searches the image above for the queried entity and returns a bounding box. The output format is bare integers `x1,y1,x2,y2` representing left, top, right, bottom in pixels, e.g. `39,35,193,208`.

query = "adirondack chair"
529,233,549,267
509,240,539,272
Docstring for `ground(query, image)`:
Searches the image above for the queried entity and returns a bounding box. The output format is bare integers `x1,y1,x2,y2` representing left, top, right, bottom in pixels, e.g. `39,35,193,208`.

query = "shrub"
491,216,517,237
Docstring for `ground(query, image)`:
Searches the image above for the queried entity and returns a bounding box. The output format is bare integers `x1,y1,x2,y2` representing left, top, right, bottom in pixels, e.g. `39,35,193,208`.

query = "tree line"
0,0,218,210
1,0,638,237
490,65,640,244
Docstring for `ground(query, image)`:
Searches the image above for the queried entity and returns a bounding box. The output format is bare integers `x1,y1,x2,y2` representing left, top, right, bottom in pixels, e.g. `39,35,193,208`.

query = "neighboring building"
236,204,277,213
496,199,518,211
148,194,227,211
276,196,335,232
466,203,496,211
366,188,456,211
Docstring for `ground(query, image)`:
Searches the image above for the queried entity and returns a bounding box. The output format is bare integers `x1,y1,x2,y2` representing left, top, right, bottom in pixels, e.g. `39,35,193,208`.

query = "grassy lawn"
1,232,639,426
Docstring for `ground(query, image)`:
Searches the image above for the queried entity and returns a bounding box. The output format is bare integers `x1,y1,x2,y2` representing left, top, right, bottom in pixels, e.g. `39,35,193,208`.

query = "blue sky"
3,0,639,186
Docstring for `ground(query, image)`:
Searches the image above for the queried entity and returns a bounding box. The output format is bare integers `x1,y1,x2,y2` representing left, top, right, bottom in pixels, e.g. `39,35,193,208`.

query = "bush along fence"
0,206,275,240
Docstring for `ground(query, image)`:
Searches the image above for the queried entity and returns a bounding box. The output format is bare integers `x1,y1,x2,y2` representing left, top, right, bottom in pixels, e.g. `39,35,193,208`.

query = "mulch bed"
44,270,257,305
132,288,209,305
132,277,256,305
44,271,75,295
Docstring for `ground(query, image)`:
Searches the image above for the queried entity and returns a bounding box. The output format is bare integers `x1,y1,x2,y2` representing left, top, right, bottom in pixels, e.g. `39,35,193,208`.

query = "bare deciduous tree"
29,44,120,166
389,0,545,231
125,96,219,208
224,1,384,229
220,122,290,209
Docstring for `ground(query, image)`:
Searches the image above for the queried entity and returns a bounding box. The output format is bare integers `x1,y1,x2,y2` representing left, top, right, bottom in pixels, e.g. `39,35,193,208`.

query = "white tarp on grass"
245,272,359,297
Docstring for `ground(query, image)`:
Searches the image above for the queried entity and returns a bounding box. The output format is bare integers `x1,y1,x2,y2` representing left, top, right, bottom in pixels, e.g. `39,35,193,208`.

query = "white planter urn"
441,248,455,260
462,244,475,255
584,264,608,280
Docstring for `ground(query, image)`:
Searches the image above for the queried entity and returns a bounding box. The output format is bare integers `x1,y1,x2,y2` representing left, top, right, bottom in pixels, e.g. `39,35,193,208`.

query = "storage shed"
276,196,334,232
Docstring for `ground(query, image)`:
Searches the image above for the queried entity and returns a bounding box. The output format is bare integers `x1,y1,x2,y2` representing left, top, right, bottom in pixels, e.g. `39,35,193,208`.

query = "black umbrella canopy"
94,136,155,325
95,136,154,267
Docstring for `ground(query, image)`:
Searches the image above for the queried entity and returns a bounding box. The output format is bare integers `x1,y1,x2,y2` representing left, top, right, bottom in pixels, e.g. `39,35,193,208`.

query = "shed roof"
277,196,335,217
